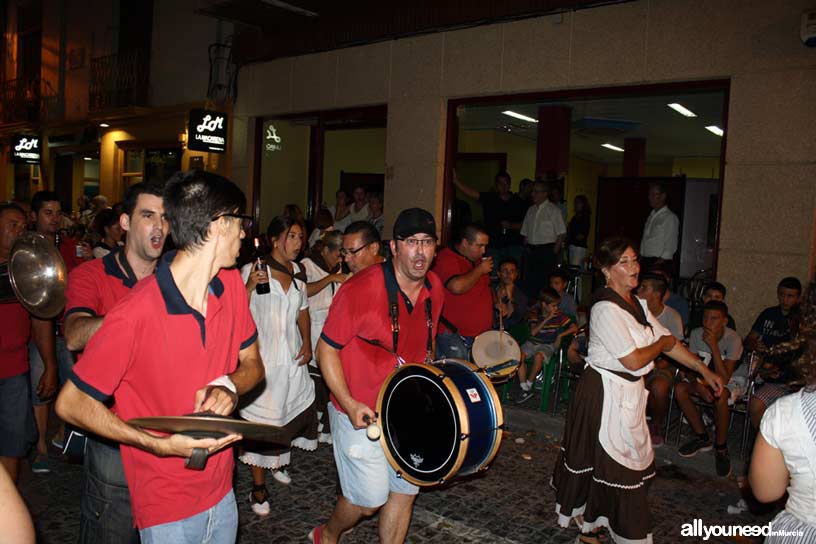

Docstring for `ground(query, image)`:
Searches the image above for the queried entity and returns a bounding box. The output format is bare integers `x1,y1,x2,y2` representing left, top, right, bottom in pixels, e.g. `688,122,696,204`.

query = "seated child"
517,287,577,399
494,257,528,330
549,270,577,319
674,300,743,478
686,281,737,333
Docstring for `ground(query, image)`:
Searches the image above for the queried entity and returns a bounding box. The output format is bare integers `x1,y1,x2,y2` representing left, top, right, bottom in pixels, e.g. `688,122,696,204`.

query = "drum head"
377,363,467,486
472,331,521,382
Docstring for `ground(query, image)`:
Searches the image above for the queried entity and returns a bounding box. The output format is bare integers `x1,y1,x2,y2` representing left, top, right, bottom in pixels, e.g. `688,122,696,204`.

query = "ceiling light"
502,111,538,123
601,143,624,152
667,103,697,117
83,157,92,161
705,125,724,137
99,123,110,128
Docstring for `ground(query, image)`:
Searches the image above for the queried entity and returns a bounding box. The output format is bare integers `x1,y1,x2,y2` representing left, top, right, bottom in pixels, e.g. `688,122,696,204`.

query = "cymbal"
128,414,292,445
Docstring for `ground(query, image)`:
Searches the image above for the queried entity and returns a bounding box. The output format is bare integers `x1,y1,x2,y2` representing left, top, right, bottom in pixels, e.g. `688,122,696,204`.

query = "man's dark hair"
649,181,667,194
344,220,381,245
122,180,164,218
702,300,729,317
0,202,25,218
163,170,247,251
779,276,802,294
457,223,487,244
495,171,511,184
703,281,727,298
639,272,668,297
499,257,519,270
31,191,61,214
550,269,570,283
539,286,561,305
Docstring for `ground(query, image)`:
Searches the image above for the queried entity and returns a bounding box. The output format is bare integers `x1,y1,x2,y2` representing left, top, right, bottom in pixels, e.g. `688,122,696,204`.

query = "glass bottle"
254,237,270,295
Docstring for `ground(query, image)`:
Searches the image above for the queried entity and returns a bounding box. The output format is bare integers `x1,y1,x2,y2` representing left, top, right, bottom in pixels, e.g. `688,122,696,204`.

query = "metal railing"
0,77,60,124
89,49,149,111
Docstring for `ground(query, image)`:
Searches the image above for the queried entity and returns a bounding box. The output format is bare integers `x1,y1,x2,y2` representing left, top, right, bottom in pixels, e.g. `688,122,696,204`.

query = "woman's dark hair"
594,236,635,270
315,208,334,230
266,215,302,243
163,170,247,251
94,208,119,238
574,195,591,217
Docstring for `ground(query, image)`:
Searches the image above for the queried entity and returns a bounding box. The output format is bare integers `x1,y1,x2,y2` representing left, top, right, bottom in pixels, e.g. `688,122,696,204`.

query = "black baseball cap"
393,208,437,240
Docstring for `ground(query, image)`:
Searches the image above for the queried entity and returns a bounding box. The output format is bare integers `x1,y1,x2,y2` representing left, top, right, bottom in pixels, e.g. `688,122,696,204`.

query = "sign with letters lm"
11,134,41,164
188,109,228,153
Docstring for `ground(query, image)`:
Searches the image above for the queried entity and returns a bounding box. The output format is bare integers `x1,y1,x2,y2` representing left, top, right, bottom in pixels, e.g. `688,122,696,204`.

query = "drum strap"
381,262,434,363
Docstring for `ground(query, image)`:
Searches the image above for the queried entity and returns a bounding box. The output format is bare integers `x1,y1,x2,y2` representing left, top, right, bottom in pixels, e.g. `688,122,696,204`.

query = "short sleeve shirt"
751,306,792,347
656,305,684,340
520,201,567,245
431,248,493,337
320,263,444,413
688,327,744,369
0,300,30,379
65,249,138,325
69,252,257,529
477,192,526,247
587,298,671,377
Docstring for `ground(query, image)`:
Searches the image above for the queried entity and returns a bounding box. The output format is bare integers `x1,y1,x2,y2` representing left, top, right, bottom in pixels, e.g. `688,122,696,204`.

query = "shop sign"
188,109,227,153
11,134,41,164
265,124,282,152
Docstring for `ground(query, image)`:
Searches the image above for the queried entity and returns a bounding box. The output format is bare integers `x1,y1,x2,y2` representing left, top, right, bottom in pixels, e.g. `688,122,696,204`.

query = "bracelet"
207,375,237,395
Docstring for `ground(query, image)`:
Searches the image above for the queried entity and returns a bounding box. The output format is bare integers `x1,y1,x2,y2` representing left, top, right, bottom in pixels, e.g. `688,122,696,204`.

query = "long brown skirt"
552,366,656,544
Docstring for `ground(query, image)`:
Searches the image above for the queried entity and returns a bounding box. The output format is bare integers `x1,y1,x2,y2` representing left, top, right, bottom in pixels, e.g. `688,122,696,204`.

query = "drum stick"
362,414,381,441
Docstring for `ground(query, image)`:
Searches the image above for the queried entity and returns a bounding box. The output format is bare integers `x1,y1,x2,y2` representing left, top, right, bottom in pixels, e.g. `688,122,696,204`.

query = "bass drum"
376,359,503,487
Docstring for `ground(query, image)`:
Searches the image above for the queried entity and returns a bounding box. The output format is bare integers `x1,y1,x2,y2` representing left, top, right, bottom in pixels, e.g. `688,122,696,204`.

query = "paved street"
18,394,774,543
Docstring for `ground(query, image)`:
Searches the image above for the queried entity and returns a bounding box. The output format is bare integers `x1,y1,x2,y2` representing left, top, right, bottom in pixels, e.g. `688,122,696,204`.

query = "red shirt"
58,236,87,273
69,252,257,529
0,300,30,379
65,249,138,327
432,247,493,337
320,262,443,413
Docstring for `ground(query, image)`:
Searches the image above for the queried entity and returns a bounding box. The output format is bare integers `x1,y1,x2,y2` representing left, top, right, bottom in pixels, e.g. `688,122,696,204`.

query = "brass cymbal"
128,414,292,444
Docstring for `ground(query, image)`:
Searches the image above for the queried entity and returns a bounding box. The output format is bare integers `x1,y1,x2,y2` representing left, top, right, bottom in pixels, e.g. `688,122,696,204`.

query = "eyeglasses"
340,241,372,257
397,237,437,248
213,213,254,230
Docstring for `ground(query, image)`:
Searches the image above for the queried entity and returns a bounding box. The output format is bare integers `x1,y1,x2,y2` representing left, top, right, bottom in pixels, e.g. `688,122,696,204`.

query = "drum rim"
376,362,470,487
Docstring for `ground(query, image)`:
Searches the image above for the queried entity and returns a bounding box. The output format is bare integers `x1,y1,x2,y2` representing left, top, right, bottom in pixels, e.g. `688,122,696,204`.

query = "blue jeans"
139,491,237,544
436,332,474,360
79,438,140,544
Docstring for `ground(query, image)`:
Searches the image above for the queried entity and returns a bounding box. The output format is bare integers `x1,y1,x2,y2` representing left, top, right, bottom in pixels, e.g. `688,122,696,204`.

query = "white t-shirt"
586,298,671,377
761,390,816,527
239,261,313,426
687,326,743,369
347,202,370,223
656,305,684,340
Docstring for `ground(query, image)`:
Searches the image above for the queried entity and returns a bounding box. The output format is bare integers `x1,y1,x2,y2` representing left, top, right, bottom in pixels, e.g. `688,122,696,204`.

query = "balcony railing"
89,49,149,112
0,77,62,124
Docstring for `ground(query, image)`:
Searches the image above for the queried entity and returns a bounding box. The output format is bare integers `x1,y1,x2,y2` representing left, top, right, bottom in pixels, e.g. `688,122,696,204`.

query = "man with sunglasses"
57,171,264,543
341,220,384,274
311,208,444,544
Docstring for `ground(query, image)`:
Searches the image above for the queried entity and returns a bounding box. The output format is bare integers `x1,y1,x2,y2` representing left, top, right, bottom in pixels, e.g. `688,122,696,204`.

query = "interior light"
502,111,538,123
83,157,92,161
667,103,697,117
99,123,110,128
705,125,724,137
601,143,625,152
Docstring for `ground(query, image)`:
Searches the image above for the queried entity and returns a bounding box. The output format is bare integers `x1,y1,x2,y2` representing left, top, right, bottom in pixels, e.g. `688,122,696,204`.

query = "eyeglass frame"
340,240,373,257
394,236,437,248
213,213,254,230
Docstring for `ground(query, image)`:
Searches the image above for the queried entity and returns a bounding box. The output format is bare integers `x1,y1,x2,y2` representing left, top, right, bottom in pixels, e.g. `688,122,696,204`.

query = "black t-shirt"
566,214,590,248
478,192,526,247
751,306,792,348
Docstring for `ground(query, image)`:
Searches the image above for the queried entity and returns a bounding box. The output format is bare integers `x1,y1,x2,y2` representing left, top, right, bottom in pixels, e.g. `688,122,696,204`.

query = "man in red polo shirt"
432,223,494,359
0,202,57,483
56,171,264,542
311,208,443,544
63,181,168,543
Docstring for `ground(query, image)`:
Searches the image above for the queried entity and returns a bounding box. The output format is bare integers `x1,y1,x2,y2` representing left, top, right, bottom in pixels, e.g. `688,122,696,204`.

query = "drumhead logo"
466,388,482,403
409,453,424,468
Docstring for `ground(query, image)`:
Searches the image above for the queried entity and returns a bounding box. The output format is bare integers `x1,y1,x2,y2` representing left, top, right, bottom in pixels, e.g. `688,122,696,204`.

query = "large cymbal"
8,232,66,318
129,414,292,445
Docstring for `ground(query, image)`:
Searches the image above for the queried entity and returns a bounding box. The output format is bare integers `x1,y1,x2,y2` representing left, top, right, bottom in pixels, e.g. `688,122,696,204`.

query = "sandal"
308,524,325,544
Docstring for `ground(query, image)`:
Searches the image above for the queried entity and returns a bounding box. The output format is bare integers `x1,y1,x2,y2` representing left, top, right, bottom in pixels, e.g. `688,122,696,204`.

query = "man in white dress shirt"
520,180,566,297
640,182,679,271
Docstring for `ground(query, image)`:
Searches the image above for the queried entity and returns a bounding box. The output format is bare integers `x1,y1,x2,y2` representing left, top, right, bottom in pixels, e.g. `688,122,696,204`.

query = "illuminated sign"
265,124,282,152
188,109,227,153
11,134,41,164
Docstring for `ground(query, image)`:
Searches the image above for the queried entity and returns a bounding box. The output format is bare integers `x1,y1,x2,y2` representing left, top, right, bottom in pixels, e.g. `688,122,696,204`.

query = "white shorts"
328,403,418,508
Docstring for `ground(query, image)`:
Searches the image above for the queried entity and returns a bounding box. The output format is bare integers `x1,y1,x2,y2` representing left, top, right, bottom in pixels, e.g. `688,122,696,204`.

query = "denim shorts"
328,403,418,508
139,491,237,544
0,372,37,457
28,336,74,405
520,340,555,360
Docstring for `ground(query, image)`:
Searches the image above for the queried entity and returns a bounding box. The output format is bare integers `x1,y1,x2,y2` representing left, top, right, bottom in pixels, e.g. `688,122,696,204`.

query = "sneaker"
249,487,270,516
715,448,731,477
318,432,333,445
678,436,712,458
31,452,50,474
516,391,534,404
50,437,65,451
271,469,291,485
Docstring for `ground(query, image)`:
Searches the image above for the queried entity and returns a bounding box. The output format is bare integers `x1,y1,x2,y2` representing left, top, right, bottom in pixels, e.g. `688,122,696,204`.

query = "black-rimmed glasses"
340,241,373,257
213,213,254,230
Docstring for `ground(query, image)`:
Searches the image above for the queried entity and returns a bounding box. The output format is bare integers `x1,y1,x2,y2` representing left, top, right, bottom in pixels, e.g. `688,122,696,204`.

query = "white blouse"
239,261,314,426
586,298,671,377
761,390,816,527
301,257,341,364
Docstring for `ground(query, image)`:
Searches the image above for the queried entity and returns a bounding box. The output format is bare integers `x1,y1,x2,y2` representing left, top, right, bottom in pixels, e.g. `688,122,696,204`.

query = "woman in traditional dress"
240,216,317,516
750,283,816,543
552,236,723,544
301,230,349,444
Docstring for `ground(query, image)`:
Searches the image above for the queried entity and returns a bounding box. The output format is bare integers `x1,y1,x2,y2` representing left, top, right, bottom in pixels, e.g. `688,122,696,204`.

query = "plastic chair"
727,352,760,460
550,334,581,415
